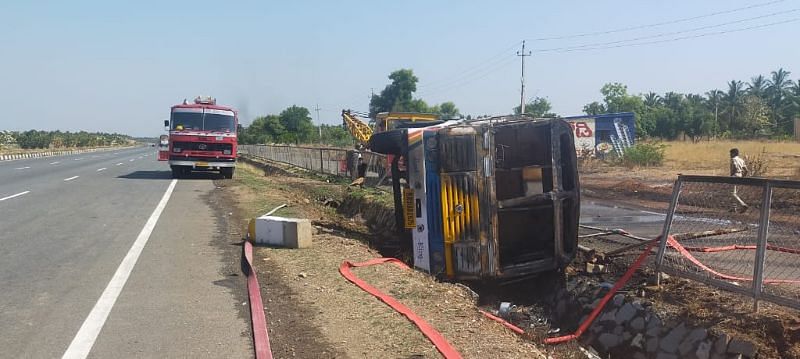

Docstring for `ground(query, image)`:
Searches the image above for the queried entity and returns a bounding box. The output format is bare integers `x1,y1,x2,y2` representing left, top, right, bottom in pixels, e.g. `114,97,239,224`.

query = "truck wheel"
221,167,234,179
368,129,407,155
171,166,182,179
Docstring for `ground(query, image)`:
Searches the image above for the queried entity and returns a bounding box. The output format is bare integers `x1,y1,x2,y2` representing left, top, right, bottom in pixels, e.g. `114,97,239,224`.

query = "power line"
534,17,800,53
418,55,517,95
532,8,800,52
417,56,518,98
528,0,788,41
418,41,521,89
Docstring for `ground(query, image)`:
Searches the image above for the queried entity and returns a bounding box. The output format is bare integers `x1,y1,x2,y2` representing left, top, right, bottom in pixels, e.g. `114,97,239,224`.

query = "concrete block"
714,333,729,354
616,303,637,324
695,340,712,359
727,339,756,357
597,332,622,350
630,316,646,331
250,215,312,248
660,323,688,353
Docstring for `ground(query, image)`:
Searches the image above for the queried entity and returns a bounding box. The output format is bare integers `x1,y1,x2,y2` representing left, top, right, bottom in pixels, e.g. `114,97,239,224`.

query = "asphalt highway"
0,147,250,358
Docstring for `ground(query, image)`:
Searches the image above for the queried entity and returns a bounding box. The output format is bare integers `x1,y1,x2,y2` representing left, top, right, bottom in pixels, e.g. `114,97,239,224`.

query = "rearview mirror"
164,120,169,127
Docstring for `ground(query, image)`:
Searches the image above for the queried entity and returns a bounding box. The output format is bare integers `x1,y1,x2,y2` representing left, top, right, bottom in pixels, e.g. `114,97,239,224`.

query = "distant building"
562,112,636,157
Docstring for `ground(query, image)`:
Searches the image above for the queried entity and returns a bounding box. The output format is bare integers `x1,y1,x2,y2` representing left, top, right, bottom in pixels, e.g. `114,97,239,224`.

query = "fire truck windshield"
171,111,235,133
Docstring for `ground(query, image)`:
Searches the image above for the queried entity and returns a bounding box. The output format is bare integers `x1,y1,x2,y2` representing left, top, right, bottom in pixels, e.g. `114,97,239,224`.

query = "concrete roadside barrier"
248,215,312,249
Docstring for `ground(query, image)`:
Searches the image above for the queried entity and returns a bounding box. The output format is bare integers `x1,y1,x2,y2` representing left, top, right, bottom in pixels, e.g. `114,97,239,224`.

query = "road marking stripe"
50,161,60,165
64,176,79,181
96,168,106,172
129,159,135,162
62,179,178,359
15,166,31,170
115,163,123,166
0,191,30,201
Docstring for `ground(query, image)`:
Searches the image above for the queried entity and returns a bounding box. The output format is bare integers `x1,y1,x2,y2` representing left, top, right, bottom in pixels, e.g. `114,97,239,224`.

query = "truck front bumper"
169,160,236,168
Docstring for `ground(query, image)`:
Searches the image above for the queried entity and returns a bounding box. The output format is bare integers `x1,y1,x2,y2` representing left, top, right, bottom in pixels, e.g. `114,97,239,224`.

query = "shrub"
621,142,666,167
743,147,769,177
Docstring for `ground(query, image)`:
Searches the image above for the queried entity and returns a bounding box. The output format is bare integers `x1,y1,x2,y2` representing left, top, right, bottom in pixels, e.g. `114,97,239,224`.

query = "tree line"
240,69,462,147
1,130,132,149
582,68,799,141
238,105,352,147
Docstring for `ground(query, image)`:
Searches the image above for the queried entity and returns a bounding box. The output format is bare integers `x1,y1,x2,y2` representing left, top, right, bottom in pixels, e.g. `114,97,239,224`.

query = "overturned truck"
369,116,580,280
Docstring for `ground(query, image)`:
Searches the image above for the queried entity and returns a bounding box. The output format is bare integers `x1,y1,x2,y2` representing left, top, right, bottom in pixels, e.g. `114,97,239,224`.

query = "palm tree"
768,68,792,93
747,75,768,98
662,92,683,110
643,92,661,107
767,69,793,133
723,80,745,133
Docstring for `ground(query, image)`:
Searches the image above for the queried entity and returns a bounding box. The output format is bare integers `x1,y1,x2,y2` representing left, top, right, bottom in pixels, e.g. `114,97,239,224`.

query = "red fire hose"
244,241,274,359
482,233,800,345
339,258,463,359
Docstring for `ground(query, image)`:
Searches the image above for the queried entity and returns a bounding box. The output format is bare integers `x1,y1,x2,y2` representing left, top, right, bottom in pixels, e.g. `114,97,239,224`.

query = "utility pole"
314,104,322,140
517,40,531,115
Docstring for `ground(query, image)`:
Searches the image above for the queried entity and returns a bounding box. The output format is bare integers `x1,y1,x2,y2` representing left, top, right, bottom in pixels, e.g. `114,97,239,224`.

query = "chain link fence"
238,144,389,186
656,175,800,310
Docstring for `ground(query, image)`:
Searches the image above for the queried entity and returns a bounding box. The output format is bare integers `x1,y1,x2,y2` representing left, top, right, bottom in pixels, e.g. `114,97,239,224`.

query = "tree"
643,92,661,107
435,101,460,118
369,69,419,117
582,101,605,115
740,95,772,136
722,80,745,134
513,97,557,117
767,68,793,133
278,106,314,144
747,75,768,98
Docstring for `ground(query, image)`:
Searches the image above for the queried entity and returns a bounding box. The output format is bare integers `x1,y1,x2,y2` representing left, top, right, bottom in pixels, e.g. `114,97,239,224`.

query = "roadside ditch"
234,155,798,358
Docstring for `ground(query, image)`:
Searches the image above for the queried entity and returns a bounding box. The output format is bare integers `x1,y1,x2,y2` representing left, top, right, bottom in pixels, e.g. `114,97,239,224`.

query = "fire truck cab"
162,96,238,178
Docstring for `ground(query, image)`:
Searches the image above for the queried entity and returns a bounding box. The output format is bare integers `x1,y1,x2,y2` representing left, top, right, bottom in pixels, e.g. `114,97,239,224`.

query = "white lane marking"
0,191,30,202
64,176,79,181
96,168,106,172
74,158,83,161
15,166,31,170
115,163,123,166
640,210,665,216
113,153,119,155
61,179,178,359
50,161,60,165
129,159,135,162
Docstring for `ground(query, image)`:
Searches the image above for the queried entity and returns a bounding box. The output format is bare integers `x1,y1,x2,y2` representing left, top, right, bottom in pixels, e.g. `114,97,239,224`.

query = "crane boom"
341,110,373,146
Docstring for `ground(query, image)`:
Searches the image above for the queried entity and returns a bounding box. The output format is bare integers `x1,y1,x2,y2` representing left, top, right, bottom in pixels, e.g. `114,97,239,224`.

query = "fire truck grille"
173,142,232,152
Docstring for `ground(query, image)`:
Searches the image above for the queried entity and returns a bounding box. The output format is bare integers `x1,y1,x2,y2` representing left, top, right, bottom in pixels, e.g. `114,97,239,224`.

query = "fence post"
320,148,324,173
752,182,772,312
655,178,683,286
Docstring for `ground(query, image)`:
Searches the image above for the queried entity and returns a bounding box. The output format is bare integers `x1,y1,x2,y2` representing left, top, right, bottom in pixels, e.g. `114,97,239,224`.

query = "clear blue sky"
0,0,797,136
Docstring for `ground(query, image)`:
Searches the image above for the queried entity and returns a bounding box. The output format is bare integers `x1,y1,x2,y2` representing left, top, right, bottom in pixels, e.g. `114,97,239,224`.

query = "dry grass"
662,140,800,177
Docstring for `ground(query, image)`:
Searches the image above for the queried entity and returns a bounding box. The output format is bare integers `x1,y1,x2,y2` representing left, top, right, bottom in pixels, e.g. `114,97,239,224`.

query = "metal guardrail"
656,175,800,311
238,144,389,186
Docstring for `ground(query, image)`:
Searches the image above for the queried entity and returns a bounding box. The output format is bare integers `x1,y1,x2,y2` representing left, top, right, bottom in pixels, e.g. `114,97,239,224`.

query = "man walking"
730,148,749,212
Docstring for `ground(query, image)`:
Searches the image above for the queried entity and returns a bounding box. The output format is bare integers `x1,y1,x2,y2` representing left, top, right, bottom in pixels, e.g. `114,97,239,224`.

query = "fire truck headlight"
173,147,182,153
223,149,231,155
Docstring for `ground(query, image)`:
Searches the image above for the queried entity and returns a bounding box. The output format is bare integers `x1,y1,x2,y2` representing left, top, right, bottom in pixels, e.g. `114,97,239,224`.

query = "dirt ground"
219,162,548,359
221,154,800,359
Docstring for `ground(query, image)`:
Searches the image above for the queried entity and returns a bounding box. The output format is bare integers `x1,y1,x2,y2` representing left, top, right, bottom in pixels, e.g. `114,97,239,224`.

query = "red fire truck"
160,96,238,178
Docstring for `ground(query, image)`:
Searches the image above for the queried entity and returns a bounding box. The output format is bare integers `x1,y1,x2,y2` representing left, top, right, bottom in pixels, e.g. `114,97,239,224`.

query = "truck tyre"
368,129,407,155
221,167,234,179
171,166,181,179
